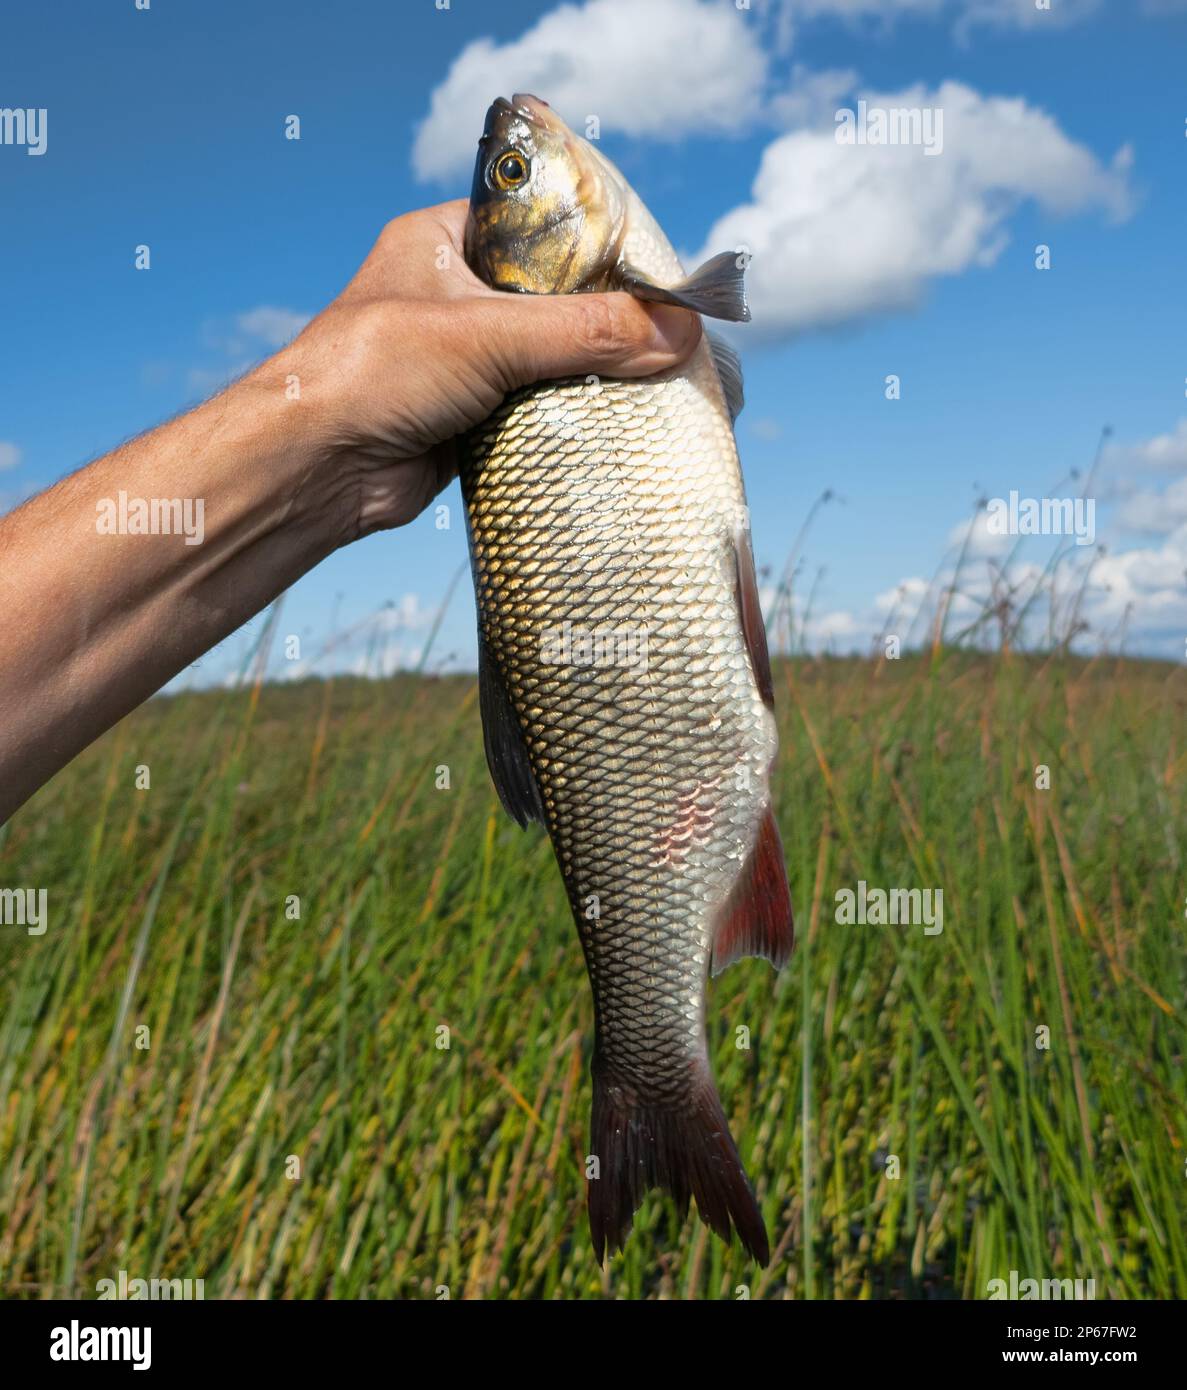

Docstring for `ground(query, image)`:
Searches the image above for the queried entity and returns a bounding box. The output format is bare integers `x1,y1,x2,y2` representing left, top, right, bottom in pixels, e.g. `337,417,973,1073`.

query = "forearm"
0,360,340,823
0,199,697,826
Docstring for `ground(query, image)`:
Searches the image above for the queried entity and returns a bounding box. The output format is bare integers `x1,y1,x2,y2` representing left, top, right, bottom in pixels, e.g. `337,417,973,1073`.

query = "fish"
460,93,794,1266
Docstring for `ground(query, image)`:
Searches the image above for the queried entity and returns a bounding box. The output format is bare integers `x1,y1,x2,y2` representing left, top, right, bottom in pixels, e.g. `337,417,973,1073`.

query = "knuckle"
378,208,430,251
574,294,637,362
378,214,408,246
353,297,397,344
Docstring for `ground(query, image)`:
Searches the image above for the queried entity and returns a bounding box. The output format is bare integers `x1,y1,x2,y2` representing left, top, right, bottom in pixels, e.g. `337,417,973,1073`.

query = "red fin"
734,530,774,708
588,1058,769,1266
711,806,794,976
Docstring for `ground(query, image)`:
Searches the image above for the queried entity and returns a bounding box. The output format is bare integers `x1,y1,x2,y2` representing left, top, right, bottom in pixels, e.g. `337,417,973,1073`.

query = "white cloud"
0,441,21,472
1104,418,1187,475
412,0,768,181
1082,528,1187,647
235,306,311,348
1116,479,1187,536
347,646,413,679
778,0,1101,33
1095,419,1187,544
876,575,931,613
182,306,311,398
278,595,437,682
698,80,1133,337
809,494,1187,658
1094,534,1187,598
768,65,860,128
374,594,434,633
954,0,1102,31
780,0,943,18
413,5,1134,342
1100,421,1187,541
802,608,862,641
947,509,1013,559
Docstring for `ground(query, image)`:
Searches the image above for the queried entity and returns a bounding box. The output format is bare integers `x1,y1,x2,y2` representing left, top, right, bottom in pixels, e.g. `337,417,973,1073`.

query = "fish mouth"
509,92,554,124
479,92,560,146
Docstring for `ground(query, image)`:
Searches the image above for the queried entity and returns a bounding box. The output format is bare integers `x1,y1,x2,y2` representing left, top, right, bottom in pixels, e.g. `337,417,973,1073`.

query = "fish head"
465,93,627,296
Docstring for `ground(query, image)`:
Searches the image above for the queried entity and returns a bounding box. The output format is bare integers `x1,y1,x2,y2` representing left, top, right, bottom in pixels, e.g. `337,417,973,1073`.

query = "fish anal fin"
478,635,545,828
619,250,750,324
588,1057,769,1266
734,529,774,708
711,805,794,977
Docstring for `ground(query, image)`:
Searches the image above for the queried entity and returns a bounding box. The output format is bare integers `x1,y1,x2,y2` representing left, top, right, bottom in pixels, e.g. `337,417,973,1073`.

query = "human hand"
0,198,702,824
262,198,702,543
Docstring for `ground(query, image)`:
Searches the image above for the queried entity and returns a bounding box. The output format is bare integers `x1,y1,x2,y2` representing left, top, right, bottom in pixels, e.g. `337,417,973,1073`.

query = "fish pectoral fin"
711,806,794,976
707,331,744,424
618,250,750,323
478,636,546,828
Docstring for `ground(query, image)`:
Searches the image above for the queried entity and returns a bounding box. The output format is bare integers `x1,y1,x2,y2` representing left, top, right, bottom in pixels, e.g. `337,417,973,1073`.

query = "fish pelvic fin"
734,528,774,709
478,633,546,827
711,805,795,976
707,330,745,424
588,1057,770,1266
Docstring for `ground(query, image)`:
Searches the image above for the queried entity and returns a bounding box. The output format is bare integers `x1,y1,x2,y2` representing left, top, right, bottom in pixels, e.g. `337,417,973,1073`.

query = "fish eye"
492,150,530,190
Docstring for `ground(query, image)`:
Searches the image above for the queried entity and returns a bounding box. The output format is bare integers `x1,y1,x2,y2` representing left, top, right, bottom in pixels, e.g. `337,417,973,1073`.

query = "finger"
471,291,703,390
344,201,474,303
430,198,471,235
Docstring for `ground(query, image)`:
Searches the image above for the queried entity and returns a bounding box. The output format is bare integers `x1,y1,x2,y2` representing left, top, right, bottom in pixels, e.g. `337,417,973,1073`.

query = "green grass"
1,650,1184,1299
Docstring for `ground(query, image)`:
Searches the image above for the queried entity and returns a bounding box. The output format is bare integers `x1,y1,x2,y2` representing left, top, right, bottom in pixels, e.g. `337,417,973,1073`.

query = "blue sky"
3,0,1186,682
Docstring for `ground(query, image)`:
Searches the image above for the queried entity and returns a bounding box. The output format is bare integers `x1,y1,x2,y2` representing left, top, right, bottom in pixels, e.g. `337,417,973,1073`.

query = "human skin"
0,198,701,824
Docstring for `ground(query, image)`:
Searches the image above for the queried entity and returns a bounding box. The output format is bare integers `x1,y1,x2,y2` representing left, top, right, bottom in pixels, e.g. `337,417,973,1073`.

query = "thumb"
473,291,702,390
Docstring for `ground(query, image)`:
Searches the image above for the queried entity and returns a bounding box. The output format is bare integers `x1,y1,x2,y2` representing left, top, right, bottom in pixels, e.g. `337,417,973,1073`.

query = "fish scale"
462,358,775,1081
461,92,793,1264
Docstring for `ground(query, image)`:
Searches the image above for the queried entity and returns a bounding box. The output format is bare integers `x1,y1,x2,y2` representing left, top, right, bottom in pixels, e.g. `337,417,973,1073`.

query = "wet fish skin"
461,93,793,1264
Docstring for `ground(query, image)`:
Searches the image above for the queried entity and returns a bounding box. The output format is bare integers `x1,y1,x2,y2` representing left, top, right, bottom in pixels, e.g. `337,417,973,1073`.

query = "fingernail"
646,304,699,354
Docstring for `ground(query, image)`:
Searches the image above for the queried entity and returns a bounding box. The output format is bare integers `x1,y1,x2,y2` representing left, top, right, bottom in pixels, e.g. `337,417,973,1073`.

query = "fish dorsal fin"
707,331,744,424
619,250,750,323
478,635,546,828
733,528,774,708
711,805,794,976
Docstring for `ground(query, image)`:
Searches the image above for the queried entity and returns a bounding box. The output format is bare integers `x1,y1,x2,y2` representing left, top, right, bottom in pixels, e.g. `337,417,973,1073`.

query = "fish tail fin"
588,1058,770,1266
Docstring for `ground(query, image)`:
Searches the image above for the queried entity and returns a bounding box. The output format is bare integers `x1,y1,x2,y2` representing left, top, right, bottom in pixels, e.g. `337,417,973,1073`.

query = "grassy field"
1,649,1184,1299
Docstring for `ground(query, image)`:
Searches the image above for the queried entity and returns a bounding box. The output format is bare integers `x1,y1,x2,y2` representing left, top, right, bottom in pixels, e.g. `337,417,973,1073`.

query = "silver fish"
460,93,793,1265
